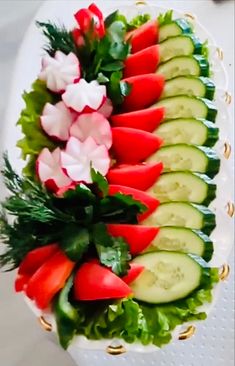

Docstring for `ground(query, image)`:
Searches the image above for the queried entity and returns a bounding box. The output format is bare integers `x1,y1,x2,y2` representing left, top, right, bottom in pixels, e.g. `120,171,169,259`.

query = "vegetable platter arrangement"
0,0,233,359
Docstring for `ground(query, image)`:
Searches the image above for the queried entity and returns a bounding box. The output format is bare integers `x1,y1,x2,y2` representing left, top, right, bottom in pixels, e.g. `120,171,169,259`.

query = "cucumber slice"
149,172,216,205
159,34,203,63
147,144,220,177
161,76,215,100
153,96,217,122
132,251,210,303
145,226,214,261
143,202,216,235
157,55,210,80
159,19,192,42
156,118,219,147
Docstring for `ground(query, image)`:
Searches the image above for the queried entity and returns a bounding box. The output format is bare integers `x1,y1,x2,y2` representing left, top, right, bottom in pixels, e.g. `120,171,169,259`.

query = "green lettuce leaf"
158,10,173,26
56,268,219,349
17,79,58,177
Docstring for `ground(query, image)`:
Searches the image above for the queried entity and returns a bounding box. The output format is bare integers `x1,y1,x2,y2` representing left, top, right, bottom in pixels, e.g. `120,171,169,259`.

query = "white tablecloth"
0,1,234,366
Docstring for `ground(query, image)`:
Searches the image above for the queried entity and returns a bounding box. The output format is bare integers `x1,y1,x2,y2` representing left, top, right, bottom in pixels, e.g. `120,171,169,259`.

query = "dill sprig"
0,155,144,272
36,21,77,56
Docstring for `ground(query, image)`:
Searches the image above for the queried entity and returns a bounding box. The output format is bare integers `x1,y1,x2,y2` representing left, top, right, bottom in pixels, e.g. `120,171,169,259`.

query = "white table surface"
0,1,234,366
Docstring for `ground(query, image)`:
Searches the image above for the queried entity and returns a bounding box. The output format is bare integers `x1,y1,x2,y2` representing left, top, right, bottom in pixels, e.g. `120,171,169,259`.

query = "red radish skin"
122,74,165,112
112,127,163,163
108,184,160,222
107,163,163,191
110,107,165,132
126,20,159,53
74,262,133,300
124,45,160,78
107,224,160,255
121,263,145,284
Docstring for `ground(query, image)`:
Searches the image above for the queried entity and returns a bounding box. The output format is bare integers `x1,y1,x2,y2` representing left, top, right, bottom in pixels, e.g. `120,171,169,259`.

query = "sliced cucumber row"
156,118,219,147
145,226,213,262
132,251,211,303
149,171,216,205
143,202,216,235
161,76,215,100
153,96,217,122
159,19,192,42
147,144,220,178
157,55,210,80
159,34,203,63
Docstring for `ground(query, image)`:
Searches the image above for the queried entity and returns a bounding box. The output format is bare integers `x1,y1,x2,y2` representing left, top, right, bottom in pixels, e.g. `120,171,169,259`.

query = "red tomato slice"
18,243,59,276
112,127,163,163
74,262,133,300
107,224,159,255
121,263,145,284
15,274,30,292
124,45,160,78
25,249,75,309
15,243,59,293
122,74,165,112
126,20,159,53
106,163,163,191
108,184,159,222
110,107,165,132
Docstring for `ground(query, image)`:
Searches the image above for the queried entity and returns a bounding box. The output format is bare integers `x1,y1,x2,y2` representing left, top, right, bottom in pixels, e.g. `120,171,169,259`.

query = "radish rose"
62,79,106,113
70,112,112,149
39,51,80,93
37,148,72,191
41,101,75,141
61,136,110,183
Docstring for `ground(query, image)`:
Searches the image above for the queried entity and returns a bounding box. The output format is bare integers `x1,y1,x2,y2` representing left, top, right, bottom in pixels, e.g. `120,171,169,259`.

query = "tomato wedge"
15,243,59,292
126,20,159,53
108,184,159,222
121,263,145,284
124,45,160,78
107,224,159,255
112,127,163,163
122,74,165,112
26,249,75,309
111,107,165,132
74,262,133,300
106,163,163,190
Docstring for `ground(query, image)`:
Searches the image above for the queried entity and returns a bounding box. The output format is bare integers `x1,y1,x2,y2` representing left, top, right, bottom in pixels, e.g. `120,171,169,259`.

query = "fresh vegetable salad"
0,4,221,350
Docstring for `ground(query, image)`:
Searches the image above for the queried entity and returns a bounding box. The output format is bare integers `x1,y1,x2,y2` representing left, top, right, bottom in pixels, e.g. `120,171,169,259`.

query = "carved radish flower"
61,136,110,183
39,51,80,93
70,112,112,149
97,98,113,118
62,79,106,113
41,101,76,141
36,148,72,191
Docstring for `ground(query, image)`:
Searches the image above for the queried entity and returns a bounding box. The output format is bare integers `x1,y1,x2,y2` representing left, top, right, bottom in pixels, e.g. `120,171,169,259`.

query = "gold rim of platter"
38,316,52,332
178,325,196,340
184,13,195,20
106,344,127,355
223,142,232,159
216,47,224,60
226,202,235,217
219,264,230,281
224,91,232,105
135,1,147,5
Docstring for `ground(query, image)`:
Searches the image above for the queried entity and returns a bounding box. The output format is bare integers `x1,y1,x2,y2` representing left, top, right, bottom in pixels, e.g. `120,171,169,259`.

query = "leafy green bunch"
0,155,146,275
37,11,153,106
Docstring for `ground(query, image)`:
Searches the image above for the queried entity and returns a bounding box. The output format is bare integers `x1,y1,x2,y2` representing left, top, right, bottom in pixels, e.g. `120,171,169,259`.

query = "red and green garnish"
0,3,219,352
